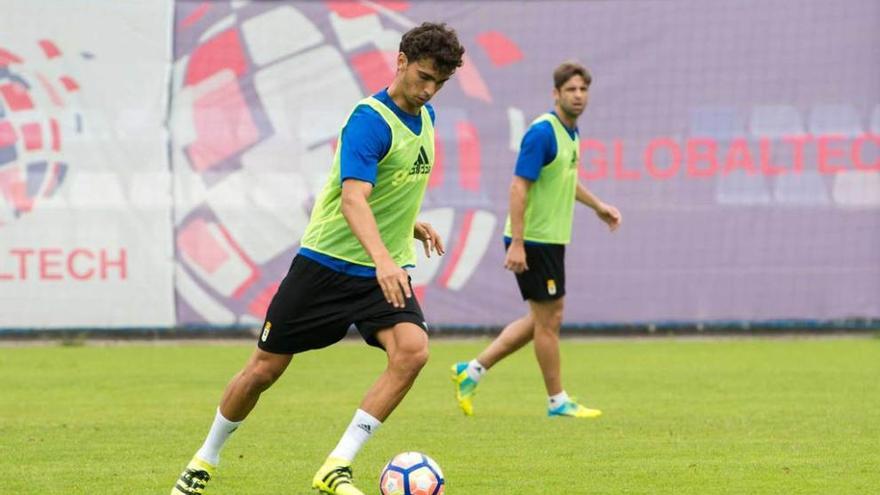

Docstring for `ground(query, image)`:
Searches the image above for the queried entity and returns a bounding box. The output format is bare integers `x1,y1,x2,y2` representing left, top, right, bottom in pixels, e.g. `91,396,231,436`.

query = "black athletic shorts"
257,255,426,354
505,241,566,301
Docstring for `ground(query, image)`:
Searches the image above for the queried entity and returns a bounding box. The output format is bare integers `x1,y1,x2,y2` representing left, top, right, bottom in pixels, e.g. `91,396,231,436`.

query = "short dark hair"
553,61,592,89
399,22,465,76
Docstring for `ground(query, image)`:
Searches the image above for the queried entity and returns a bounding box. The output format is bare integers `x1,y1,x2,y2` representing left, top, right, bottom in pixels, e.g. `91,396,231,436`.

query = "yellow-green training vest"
504,113,580,244
300,96,434,267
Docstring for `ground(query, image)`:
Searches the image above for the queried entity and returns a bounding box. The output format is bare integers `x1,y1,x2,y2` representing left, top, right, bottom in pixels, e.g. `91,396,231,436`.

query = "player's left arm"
413,221,445,258
576,182,622,232
412,104,445,258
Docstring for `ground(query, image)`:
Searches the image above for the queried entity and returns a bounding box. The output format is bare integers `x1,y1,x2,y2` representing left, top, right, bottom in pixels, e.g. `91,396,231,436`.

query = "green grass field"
1,337,878,494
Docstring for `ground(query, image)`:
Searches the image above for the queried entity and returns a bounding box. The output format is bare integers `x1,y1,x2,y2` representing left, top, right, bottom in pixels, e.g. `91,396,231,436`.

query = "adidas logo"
408,145,431,175
356,423,372,434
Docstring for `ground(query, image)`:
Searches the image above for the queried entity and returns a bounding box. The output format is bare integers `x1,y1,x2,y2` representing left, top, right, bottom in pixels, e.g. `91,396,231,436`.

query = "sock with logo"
548,391,570,410
329,408,382,462
195,408,243,466
466,359,487,383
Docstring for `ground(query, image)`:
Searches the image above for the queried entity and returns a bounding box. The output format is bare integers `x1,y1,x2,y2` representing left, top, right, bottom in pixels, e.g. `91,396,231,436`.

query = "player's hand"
376,257,411,308
504,241,528,274
414,221,445,258
596,203,622,232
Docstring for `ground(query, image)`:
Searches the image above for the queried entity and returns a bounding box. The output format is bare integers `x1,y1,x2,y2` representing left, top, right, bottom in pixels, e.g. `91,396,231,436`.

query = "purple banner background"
171,0,880,328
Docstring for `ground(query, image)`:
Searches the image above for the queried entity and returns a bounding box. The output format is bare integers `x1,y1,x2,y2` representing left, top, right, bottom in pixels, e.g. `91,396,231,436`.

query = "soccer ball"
379,452,445,495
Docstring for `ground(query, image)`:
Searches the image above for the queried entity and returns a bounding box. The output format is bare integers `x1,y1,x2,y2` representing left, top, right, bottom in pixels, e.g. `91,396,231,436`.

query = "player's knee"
535,312,563,334
531,299,564,327
406,346,431,372
551,310,564,328
545,303,564,328
410,346,430,370
390,345,429,376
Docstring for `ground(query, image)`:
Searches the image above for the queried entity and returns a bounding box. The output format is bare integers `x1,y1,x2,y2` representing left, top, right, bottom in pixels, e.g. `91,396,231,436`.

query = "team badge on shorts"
547,279,557,296
261,321,272,342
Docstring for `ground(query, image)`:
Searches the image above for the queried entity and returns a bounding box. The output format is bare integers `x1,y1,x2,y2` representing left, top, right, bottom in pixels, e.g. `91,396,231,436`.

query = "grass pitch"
0,337,878,494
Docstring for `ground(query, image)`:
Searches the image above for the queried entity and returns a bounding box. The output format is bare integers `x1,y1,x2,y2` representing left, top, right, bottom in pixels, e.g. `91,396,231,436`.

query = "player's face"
398,54,452,110
554,75,589,119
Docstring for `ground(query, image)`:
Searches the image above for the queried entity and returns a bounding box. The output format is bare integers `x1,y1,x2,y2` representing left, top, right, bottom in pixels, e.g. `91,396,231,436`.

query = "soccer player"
171,22,464,495
451,61,621,419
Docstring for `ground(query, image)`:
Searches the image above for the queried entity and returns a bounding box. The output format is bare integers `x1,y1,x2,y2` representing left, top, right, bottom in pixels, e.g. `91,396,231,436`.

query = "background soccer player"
452,61,622,419
171,22,464,495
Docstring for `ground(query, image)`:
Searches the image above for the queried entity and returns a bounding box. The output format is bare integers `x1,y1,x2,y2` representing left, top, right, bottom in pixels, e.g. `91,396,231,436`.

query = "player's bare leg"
220,349,292,420
451,314,534,415
530,298,565,396
313,322,428,495
531,297,602,418
477,314,534,369
360,321,430,419
172,349,291,495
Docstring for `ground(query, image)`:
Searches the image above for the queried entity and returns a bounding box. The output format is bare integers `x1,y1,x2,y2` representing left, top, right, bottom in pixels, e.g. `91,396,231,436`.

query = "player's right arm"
504,120,554,274
337,104,411,308
504,176,531,274
340,180,410,308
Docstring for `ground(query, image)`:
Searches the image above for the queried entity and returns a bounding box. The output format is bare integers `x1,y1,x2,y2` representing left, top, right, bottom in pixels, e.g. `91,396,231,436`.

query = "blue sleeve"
513,121,556,181
339,105,392,185
426,103,436,125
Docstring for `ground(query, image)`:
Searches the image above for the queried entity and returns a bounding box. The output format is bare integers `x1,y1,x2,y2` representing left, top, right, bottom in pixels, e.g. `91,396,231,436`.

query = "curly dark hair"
399,22,465,76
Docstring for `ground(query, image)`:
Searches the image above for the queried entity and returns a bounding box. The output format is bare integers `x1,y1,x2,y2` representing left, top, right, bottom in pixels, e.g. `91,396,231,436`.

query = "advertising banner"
172,0,880,327
0,0,175,327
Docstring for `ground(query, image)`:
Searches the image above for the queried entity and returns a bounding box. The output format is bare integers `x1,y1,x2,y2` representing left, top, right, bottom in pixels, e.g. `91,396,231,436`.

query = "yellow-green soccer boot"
312,457,365,495
171,457,216,495
450,362,478,416
548,397,602,418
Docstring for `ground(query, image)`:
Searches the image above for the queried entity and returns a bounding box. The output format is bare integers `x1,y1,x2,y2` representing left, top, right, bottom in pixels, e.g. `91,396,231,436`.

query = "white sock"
548,391,570,409
329,409,382,463
196,409,242,466
466,359,487,382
